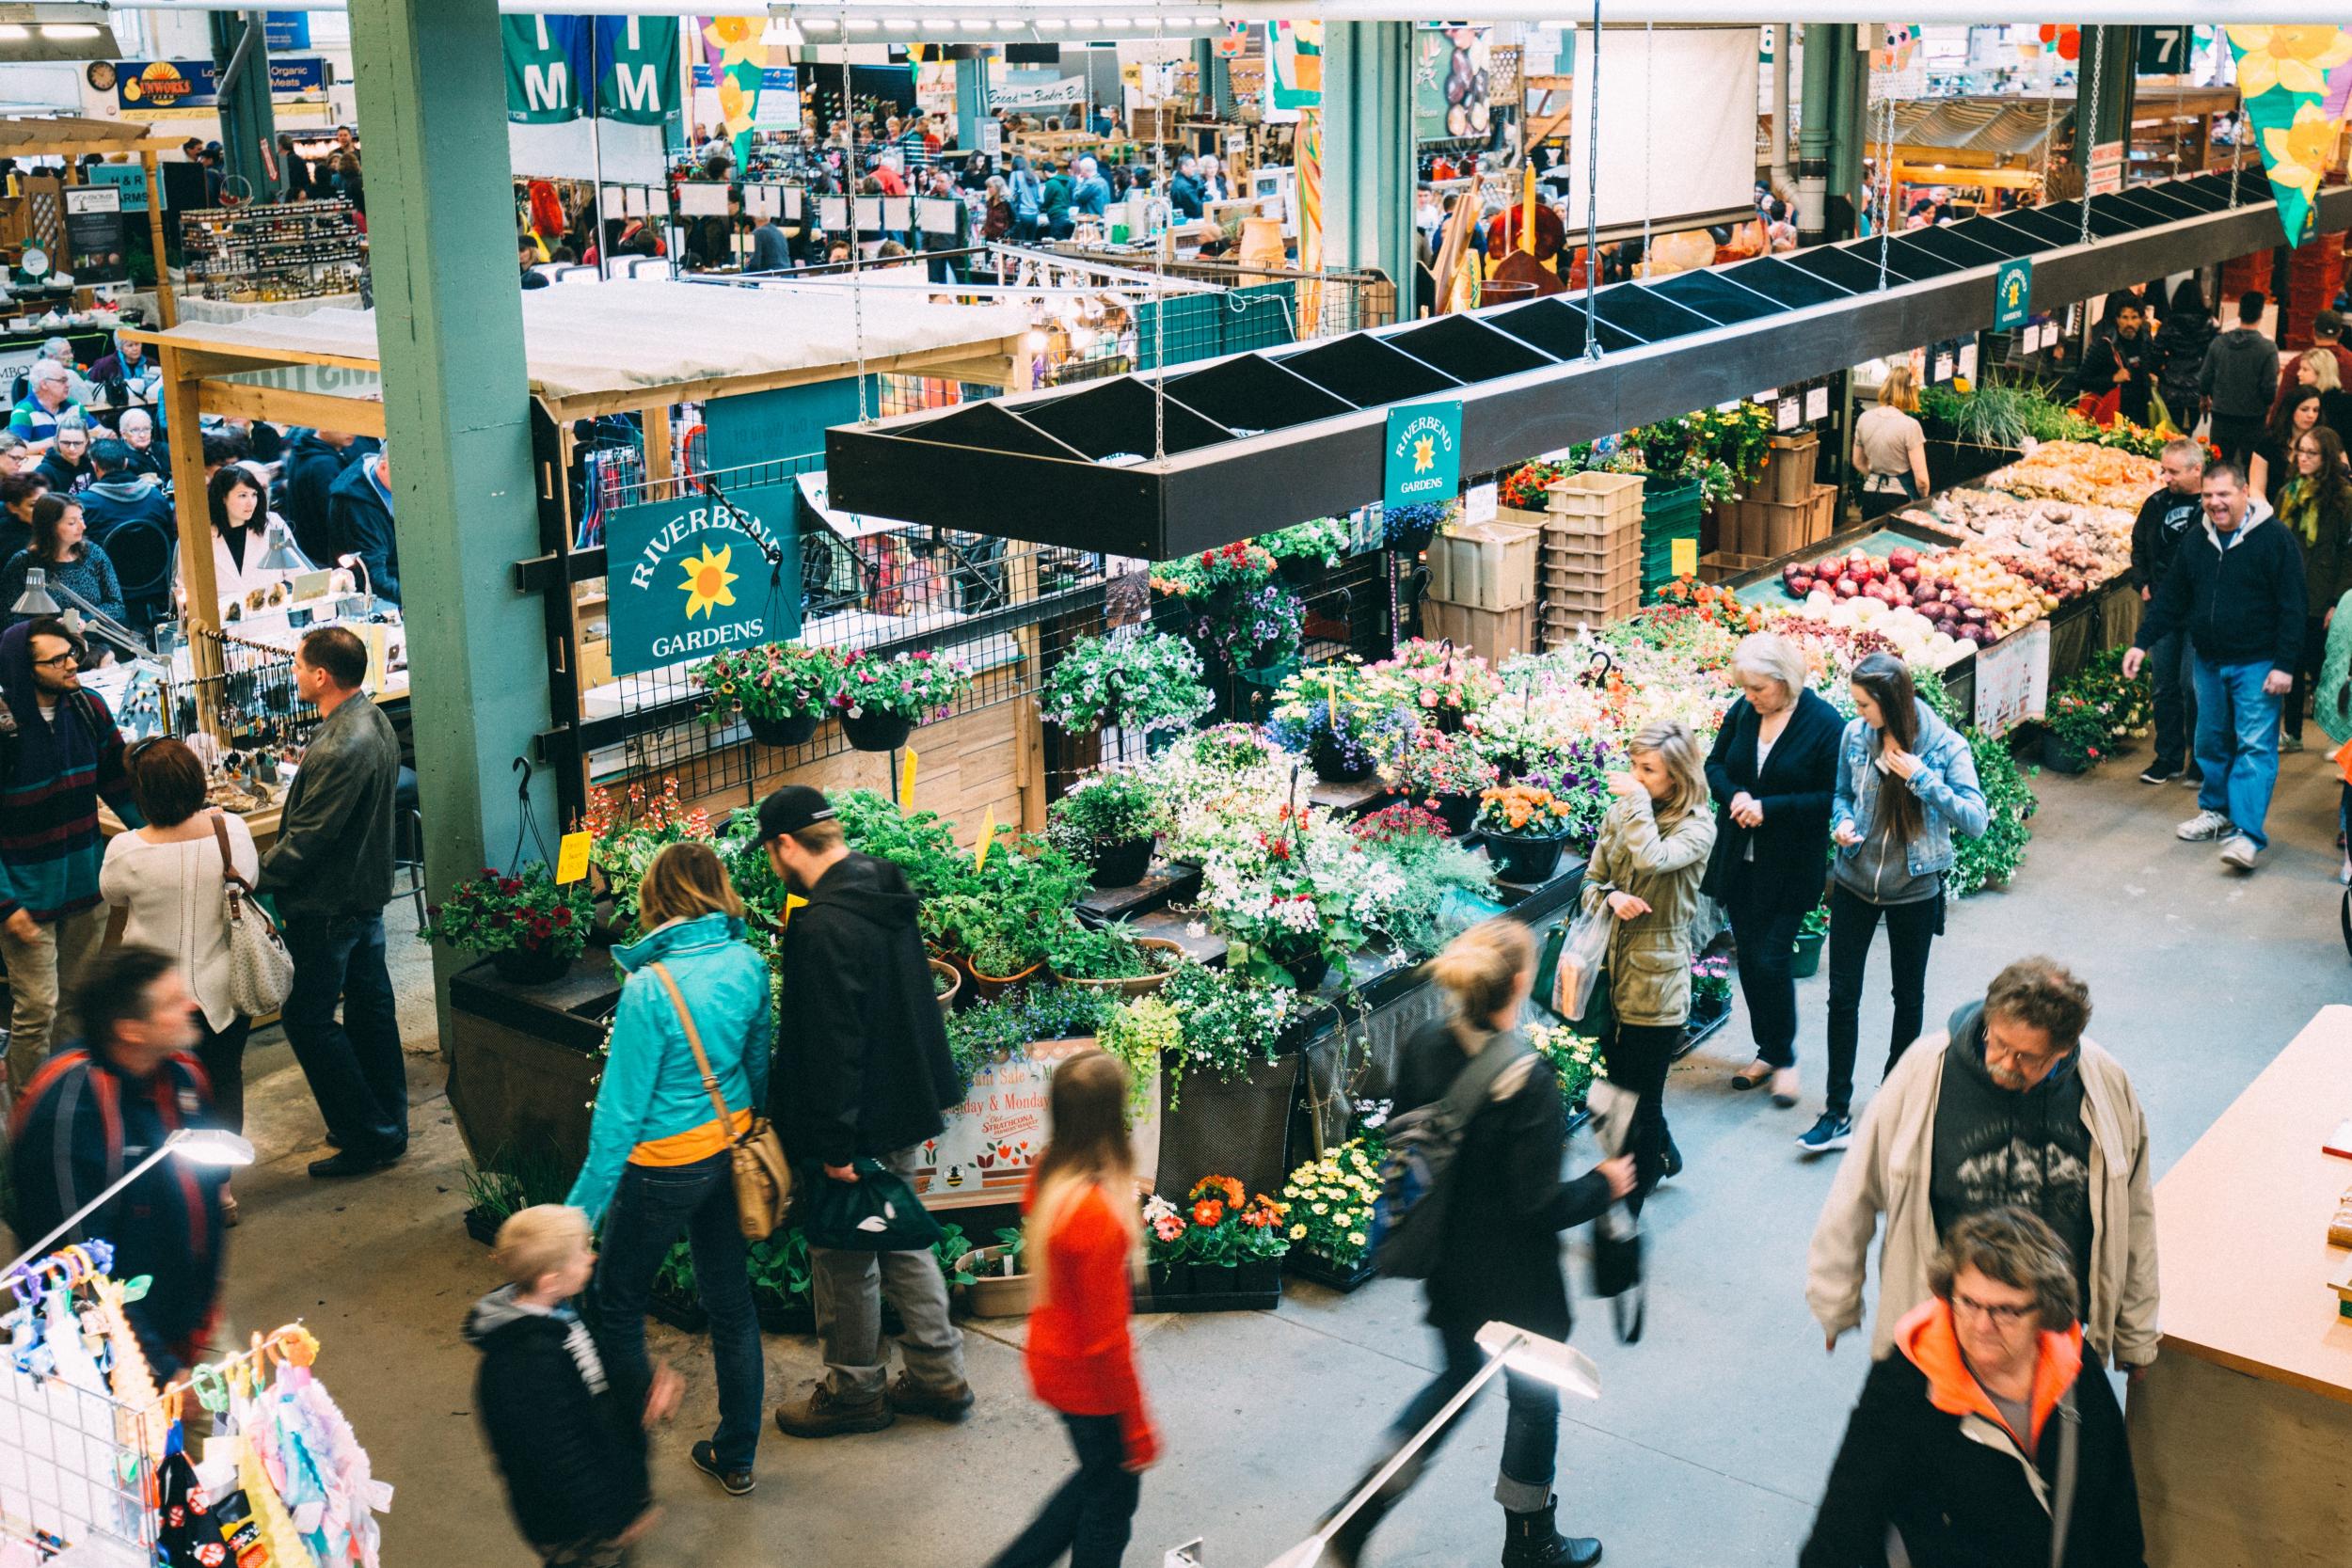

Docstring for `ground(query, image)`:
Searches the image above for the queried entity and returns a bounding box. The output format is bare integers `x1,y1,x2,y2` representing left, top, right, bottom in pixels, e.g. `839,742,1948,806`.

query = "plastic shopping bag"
1549,906,1613,1022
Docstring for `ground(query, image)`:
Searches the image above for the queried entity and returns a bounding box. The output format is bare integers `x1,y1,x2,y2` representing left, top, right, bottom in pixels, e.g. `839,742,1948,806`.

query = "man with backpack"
1324,920,1633,1568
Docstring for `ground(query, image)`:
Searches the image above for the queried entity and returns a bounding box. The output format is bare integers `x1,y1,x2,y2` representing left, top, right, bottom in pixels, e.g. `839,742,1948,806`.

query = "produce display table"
2127,1006,2352,1566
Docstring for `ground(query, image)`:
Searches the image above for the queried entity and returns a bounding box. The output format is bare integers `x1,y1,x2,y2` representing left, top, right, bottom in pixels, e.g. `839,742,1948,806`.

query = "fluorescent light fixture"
846,17,879,29
1474,1320,1602,1396
38,22,97,36
957,17,990,30
10,566,57,615
0,24,29,38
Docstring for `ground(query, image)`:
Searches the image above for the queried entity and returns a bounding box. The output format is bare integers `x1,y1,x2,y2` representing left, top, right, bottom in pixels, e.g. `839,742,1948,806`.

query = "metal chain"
1640,22,1652,276
2230,104,2245,208
2078,29,2102,250
1152,9,1167,462
840,15,869,425
1873,51,1892,291
1581,2,1600,361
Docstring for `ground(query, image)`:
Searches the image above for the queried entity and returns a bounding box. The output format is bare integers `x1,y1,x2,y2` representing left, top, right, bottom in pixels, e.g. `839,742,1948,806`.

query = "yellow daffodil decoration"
2225,26,2352,100
2224,25,2352,246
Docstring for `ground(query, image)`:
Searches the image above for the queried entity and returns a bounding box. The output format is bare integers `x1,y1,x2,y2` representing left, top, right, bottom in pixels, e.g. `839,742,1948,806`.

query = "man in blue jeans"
257,626,405,1174
2125,460,2306,872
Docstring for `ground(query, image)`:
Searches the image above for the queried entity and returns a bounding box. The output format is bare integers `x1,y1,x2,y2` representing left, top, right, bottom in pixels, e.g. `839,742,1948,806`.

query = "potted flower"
827,648,972,752
1474,783,1578,883
1260,516,1351,589
422,863,595,985
1045,768,1172,889
1381,728,1499,834
692,643,841,749
1266,661,1410,784
1156,958,1296,1108
1689,952,1734,1033
1279,1132,1386,1291
1383,499,1449,555
2039,689,2106,775
1142,1177,1286,1309
1046,919,1183,996
1369,638,1504,733
1151,543,1303,678
1527,1022,1605,1115
1037,630,1214,739
1790,903,1829,978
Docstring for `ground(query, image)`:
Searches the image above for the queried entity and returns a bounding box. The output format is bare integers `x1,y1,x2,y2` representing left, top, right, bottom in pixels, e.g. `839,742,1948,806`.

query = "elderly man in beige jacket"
1806,956,2160,1371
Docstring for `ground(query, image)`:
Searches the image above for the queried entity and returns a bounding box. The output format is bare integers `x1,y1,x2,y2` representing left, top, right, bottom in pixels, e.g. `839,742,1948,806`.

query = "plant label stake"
899,746,919,810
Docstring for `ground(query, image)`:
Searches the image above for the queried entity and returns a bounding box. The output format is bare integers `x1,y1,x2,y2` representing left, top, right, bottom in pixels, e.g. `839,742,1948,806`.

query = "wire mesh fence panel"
0,1368,155,1562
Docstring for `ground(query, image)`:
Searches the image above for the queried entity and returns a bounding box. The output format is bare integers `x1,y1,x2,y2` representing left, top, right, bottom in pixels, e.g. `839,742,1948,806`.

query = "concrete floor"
130,745,2352,1567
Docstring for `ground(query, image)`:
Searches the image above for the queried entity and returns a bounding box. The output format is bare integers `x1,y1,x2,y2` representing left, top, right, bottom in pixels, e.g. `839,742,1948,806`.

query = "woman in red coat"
985,1051,1156,1568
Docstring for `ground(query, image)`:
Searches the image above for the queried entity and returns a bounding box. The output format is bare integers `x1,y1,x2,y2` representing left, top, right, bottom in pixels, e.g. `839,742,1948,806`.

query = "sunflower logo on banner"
2226,25,2352,245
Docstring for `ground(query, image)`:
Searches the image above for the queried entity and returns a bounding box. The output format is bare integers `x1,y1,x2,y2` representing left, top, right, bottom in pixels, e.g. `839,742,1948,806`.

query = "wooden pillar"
643,401,672,489
140,150,176,328
160,345,221,740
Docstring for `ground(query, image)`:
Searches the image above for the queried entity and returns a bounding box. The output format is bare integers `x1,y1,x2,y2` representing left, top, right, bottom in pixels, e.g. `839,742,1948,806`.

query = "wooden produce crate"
1728,483,1837,558
1426,520,1541,610
1423,599,1539,663
1762,431,1821,504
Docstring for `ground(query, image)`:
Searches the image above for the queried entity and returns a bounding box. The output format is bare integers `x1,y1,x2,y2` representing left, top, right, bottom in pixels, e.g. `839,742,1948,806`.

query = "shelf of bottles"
178,198,366,304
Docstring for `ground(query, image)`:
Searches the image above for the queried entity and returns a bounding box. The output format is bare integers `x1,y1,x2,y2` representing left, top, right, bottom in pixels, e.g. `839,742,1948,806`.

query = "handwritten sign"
555,831,591,884
1972,620,2051,737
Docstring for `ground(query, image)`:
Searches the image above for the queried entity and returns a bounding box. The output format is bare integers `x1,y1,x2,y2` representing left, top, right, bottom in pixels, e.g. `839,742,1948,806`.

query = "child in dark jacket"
466,1206,676,1567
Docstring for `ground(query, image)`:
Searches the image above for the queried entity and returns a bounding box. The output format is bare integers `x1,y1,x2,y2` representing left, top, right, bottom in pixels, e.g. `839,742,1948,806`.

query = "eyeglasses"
1951,1291,2038,1326
31,651,78,669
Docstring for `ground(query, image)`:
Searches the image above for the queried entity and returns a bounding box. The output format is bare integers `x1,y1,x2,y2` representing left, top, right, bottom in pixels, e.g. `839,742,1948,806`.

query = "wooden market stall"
0,115,177,328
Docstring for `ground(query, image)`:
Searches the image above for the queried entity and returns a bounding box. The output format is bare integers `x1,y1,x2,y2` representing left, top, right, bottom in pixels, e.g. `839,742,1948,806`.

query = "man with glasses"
34,420,93,497
0,618,142,1097
1807,957,2158,1377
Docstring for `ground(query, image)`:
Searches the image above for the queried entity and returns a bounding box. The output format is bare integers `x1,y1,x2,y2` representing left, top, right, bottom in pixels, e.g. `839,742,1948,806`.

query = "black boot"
1501,1495,1601,1568
1660,1129,1684,1181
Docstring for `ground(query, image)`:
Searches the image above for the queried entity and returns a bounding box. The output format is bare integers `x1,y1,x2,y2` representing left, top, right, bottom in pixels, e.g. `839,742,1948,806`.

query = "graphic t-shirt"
1931,1022,2095,1316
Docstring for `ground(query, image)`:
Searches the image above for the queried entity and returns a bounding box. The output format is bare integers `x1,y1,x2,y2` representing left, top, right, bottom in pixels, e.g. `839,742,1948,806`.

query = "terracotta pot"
1053,937,1184,998
969,960,1041,1002
930,958,962,1017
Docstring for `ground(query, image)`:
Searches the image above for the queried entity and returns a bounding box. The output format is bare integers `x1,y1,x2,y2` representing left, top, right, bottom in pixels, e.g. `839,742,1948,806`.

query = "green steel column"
1827,25,1866,242
955,56,986,151
208,12,278,200
346,0,549,991
1795,23,1838,243
1321,22,1414,298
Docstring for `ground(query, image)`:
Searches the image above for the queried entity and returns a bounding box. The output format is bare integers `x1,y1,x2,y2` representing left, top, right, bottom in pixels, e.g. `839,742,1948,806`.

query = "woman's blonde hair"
2304,349,2344,392
1729,631,1809,704
1879,364,1919,412
1428,916,1535,1029
637,840,744,929
1025,1050,1139,1284
1630,720,1709,827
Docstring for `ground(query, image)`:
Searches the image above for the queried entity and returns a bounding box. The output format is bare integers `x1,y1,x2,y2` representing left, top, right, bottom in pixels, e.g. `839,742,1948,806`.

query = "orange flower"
1192,1199,1226,1228
1216,1176,1246,1208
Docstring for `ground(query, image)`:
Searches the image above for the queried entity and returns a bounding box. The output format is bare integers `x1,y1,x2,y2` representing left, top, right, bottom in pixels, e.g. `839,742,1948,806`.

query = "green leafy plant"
459,1140,578,1225
1799,903,1831,939
1044,919,1168,981
1097,994,1181,1113
827,790,964,898
2042,690,2109,760
421,863,593,961
579,775,716,936
1037,631,1214,735
1156,958,1295,1101
1259,516,1350,565
1917,376,2094,451
750,1227,814,1310
1953,725,2037,895
933,1222,978,1289
1046,768,1172,854
944,983,1115,1096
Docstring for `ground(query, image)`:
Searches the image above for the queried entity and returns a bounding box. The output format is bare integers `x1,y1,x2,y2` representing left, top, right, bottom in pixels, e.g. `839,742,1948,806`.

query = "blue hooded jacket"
564,912,772,1226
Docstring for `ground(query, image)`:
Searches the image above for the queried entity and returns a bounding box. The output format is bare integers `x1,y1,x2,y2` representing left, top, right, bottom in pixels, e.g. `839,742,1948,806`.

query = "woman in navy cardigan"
1701,632,1842,1107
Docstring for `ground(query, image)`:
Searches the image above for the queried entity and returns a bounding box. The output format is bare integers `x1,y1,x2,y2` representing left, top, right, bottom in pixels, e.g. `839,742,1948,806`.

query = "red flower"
1192,1199,1226,1228
501,878,523,895
552,907,574,927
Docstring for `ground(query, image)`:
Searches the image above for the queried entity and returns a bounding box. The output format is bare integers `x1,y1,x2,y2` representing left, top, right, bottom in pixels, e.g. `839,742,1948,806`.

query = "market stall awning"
0,114,167,157
824,172,2349,562
127,279,1034,420
1872,95,2075,164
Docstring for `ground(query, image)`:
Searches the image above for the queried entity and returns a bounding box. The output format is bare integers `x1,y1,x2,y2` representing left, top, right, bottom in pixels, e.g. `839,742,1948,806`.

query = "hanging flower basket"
745,710,822,749
840,709,915,752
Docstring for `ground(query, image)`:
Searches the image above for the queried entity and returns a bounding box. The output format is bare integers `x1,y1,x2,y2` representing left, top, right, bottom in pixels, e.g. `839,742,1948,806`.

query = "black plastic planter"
745,710,821,748
1087,836,1155,890
841,710,915,752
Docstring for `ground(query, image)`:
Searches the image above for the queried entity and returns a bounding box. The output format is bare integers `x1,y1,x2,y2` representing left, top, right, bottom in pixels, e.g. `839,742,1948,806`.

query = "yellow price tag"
1670,536,1698,579
555,831,592,885
898,746,919,810
974,805,998,870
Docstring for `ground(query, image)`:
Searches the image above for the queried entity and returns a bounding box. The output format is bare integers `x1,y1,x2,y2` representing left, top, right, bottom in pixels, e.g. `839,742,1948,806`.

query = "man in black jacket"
758,785,972,1438
279,428,360,565
326,445,399,604
467,1205,672,1565
2128,438,2209,783
2125,459,2306,870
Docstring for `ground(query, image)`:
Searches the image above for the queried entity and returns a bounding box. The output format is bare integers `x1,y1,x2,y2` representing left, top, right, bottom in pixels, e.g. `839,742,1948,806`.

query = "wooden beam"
532,336,1032,421
160,349,216,633
139,151,175,328
119,328,381,373
643,401,672,486
196,377,389,437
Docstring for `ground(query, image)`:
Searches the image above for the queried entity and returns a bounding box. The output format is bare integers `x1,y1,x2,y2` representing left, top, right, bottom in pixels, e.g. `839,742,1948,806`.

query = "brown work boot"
772,1381,894,1438
885,1371,976,1422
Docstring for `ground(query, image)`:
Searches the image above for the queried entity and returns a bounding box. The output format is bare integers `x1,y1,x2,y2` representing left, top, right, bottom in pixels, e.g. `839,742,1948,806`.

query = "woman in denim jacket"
1800,654,1987,1157
566,841,774,1497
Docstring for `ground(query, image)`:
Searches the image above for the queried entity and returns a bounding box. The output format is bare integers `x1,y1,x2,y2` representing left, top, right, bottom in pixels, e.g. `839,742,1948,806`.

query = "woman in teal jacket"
567,841,773,1495
2317,587,2352,883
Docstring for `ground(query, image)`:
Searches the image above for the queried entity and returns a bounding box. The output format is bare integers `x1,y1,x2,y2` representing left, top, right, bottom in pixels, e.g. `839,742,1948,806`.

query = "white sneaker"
2219,835,2261,870
2176,809,2233,842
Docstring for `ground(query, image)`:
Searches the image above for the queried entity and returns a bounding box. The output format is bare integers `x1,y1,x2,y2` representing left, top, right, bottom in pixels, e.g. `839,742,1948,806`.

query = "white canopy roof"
141,278,1030,409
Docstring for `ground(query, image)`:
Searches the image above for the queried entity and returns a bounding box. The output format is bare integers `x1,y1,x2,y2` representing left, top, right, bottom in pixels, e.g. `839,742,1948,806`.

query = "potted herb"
1790,903,1830,978
1038,630,1214,737
964,1227,1033,1317
1261,516,1350,588
1278,1132,1386,1291
930,956,962,1016
1045,920,1183,996
421,863,594,985
1474,783,1577,883
1046,768,1172,889
948,835,1093,999
827,648,972,752
1381,728,1499,834
693,643,841,749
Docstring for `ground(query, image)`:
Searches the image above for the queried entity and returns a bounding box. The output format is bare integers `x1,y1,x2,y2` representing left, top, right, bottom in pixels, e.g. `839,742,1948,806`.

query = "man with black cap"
757,784,972,1438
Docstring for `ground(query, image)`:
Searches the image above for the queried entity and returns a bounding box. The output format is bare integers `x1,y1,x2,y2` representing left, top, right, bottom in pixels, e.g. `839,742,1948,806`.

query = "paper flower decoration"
2261,101,2336,202
2227,25,2352,99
